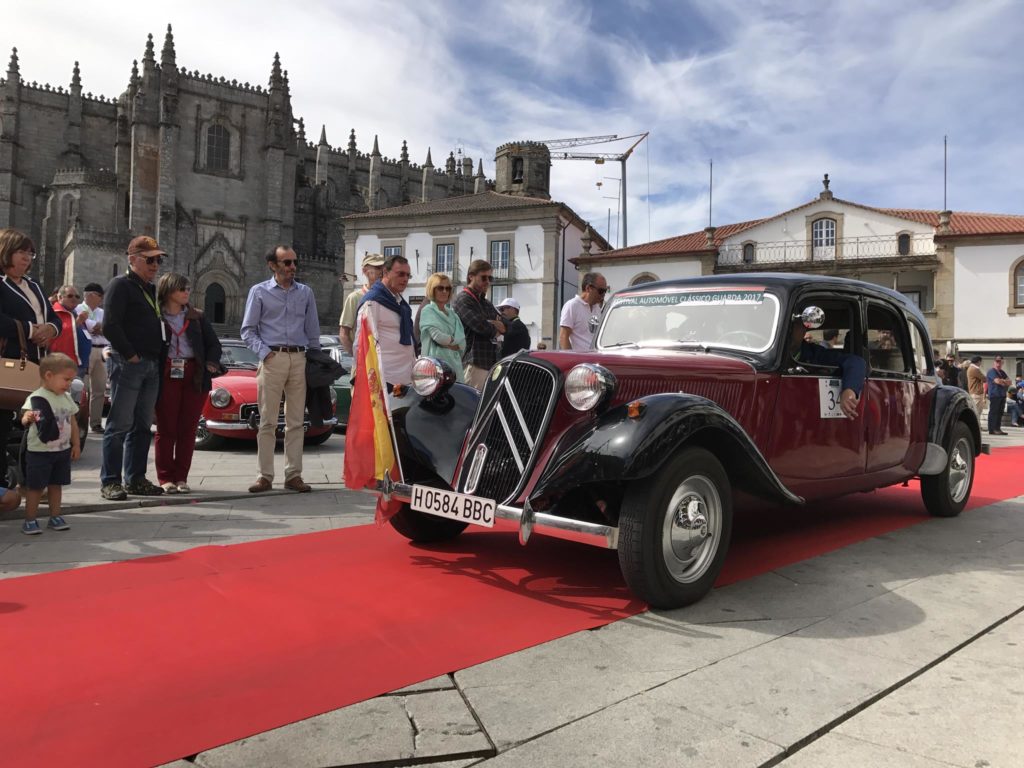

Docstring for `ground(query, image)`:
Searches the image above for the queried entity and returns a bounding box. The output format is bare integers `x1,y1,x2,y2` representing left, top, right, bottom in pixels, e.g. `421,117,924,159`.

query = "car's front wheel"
921,421,975,518
618,447,733,609
389,503,468,543
194,421,225,451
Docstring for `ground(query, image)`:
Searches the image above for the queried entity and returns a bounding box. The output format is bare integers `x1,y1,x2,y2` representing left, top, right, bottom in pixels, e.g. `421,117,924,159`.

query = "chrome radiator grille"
459,360,557,504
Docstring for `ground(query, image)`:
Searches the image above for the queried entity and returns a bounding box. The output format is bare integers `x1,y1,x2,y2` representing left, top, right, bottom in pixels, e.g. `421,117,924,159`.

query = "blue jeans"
987,396,1006,434
101,353,160,486
1008,401,1022,426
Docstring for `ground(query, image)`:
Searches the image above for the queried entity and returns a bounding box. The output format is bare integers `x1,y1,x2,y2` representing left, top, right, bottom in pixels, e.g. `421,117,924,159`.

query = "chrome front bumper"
368,478,619,550
203,417,338,431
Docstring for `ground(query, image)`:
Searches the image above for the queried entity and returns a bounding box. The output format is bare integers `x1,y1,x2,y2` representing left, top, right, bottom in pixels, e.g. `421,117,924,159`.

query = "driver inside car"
788,319,866,420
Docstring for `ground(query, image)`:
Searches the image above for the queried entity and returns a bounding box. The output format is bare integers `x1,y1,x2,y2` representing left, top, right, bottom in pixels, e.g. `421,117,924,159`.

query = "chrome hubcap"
662,475,721,584
948,436,972,503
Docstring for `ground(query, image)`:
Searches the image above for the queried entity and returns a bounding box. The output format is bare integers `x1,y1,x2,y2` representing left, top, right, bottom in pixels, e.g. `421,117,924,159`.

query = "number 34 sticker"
819,378,845,419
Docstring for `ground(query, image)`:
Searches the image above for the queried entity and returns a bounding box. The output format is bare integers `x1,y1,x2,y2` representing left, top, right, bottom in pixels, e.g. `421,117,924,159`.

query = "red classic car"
195,339,336,450
365,274,985,608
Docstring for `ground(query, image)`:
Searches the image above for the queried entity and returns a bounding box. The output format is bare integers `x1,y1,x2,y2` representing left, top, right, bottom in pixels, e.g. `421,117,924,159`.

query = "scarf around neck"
359,281,414,345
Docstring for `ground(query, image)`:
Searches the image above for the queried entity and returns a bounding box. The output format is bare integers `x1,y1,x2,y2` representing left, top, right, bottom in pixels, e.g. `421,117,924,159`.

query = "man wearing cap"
76,283,109,433
986,356,1012,435
966,356,986,420
497,298,531,356
99,236,168,500
241,245,321,494
339,253,384,354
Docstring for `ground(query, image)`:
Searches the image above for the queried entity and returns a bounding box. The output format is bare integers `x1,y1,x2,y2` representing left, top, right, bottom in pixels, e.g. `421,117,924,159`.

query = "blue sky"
7,0,1023,246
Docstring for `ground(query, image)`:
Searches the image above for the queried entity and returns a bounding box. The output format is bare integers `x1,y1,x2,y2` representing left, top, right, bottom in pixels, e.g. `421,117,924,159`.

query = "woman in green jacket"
418,272,466,383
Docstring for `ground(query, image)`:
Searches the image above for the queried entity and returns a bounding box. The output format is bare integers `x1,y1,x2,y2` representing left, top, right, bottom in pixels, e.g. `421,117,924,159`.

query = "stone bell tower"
494,141,551,200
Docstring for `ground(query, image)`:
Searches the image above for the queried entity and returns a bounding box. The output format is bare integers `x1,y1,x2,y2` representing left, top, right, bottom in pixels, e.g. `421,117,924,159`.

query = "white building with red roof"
573,177,1024,371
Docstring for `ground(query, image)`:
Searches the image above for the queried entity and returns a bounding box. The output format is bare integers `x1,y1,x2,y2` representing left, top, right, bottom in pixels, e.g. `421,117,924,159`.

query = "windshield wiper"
601,340,639,349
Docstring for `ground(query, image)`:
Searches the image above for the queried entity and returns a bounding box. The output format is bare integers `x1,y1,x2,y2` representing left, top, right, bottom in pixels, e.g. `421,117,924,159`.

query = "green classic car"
328,348,352,433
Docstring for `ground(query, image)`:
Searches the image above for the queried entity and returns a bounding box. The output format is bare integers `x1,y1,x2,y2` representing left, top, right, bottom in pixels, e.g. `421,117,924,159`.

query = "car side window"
866,303,910,374
786,295,860,370
907,320,933,376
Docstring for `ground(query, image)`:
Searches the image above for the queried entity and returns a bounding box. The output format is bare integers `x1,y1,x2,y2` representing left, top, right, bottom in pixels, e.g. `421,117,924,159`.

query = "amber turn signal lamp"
627,401,645,419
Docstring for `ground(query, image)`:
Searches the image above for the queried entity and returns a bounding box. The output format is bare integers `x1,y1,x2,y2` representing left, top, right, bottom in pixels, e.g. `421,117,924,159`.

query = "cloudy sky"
7,0,1022,246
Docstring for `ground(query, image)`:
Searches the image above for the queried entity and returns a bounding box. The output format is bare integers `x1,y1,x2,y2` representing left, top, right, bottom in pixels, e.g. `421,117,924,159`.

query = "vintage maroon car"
195,339,336,450
366,274,984,608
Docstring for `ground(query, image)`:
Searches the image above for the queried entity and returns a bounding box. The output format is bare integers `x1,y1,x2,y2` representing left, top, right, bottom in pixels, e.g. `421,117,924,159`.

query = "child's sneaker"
47,516,70,531
21,520,41,535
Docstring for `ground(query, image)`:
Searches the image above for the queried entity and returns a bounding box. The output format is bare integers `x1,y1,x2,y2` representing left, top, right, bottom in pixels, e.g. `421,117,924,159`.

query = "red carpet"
0,447,1021,768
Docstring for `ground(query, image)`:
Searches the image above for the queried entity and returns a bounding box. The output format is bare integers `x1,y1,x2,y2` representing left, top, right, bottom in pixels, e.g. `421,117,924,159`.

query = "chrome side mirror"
795,306,825,329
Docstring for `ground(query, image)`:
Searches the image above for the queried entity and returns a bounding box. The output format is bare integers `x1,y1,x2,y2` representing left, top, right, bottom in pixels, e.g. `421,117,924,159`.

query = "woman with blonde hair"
418,272,466,382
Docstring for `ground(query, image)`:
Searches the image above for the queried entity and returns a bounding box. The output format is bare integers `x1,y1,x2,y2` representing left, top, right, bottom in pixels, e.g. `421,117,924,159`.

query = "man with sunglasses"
100,236,169,500
241,245,322,493
452,259,505,390
559,272,608,350
49,285,91,376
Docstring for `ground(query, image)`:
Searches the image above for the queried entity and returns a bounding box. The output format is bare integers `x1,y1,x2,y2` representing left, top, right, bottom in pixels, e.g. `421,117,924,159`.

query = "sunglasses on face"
277,259,298,267
435,286,452,292
143,255,163,265
594,286,609,295
63,293,80,299
16,248,37,260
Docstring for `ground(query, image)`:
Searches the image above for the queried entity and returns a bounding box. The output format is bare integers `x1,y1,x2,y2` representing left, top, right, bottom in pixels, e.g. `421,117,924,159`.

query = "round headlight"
565,364,616,411
411,357,455,397
210,387,232,409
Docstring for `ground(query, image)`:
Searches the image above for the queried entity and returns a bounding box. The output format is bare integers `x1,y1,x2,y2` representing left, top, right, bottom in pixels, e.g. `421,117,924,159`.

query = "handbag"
0,321,41,410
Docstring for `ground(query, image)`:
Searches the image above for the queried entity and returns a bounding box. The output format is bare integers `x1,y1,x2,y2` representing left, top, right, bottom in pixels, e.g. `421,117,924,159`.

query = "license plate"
411,485,496,528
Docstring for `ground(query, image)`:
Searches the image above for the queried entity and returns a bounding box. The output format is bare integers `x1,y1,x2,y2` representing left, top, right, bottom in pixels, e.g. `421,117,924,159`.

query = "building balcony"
717,233,937,271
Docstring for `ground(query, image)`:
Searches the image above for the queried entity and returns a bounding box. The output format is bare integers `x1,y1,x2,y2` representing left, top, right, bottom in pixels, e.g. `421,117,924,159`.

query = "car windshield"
597,286,781,354
220,344,260,369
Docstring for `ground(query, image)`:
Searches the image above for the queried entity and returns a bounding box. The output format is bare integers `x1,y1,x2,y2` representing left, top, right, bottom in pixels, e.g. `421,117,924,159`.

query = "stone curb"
0,483,343,521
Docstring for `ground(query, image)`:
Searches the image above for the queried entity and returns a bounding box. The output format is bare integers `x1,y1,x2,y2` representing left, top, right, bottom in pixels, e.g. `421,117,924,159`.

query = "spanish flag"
343,314,399,509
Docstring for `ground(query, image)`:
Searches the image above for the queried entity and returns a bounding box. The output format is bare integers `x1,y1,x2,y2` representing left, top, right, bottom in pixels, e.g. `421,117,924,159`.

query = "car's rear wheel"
618,447,733,609
389,503,468,543
194,421,225,451
921,421,974,518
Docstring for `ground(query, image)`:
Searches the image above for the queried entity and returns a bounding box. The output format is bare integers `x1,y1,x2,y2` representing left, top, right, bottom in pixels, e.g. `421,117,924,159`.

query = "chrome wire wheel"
661,475,722,584
948,435,972,503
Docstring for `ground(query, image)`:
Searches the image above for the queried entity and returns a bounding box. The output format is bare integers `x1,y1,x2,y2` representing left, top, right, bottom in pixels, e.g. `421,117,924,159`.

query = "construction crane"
543,133,649,247
534,134,619,150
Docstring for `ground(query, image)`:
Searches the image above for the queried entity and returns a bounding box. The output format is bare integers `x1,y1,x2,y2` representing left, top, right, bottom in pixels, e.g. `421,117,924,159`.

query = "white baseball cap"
497,297,520,310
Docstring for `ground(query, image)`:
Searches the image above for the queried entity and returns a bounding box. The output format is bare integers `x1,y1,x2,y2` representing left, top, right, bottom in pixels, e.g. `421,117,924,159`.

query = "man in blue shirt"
985,355,1012,435
241,246,321,493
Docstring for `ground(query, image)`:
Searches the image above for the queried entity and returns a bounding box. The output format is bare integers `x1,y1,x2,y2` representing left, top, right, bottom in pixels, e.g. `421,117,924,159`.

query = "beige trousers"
86,346,108,429
464,363,489,391
256,351,307,482
971,393,986,419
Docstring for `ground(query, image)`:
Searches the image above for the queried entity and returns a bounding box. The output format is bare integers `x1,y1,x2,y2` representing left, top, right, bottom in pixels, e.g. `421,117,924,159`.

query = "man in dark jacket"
100,235,168,500
497,298,531,356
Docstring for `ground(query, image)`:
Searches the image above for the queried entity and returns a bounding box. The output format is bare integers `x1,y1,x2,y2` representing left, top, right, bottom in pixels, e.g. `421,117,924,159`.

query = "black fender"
928,384,982,454
387,382,479,487
531,393,803,506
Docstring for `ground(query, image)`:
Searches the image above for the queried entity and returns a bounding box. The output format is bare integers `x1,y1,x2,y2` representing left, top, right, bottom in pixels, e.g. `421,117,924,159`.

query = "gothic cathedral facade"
0,26,494,325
